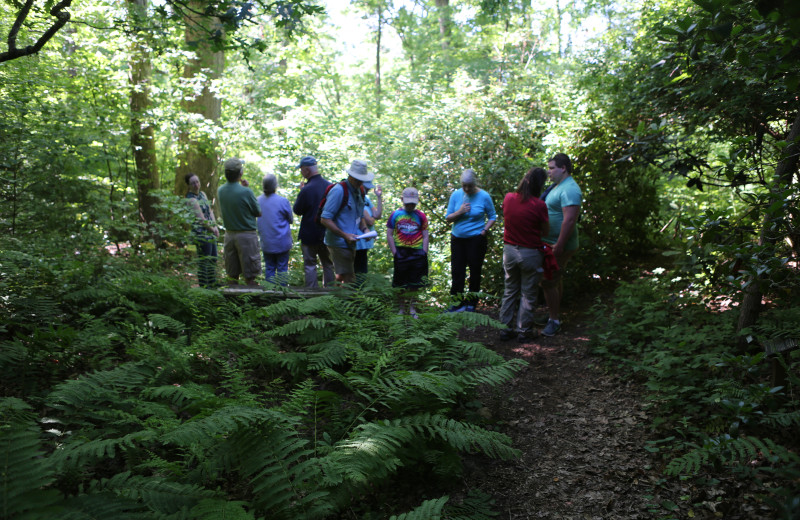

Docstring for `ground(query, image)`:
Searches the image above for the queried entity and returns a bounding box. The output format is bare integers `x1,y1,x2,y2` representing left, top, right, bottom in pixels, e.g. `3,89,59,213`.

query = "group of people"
184,152,582,337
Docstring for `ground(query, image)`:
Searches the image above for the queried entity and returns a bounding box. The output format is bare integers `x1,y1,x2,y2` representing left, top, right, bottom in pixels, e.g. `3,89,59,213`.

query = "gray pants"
301,243,334,288
499,244,543,333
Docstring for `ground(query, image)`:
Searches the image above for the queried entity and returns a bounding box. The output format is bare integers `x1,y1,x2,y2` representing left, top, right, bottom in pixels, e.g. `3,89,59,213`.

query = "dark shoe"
500,328,516,341
517,331,538,342
541,319,561,337
463,305,476,312
447,305,467,313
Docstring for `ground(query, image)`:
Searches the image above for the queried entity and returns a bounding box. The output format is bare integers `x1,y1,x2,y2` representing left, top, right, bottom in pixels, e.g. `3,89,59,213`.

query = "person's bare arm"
373,186,383,219
362,207,375,228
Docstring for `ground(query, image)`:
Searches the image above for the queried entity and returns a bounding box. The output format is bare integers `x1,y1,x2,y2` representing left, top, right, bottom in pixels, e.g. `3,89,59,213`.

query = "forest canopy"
1,0,799,517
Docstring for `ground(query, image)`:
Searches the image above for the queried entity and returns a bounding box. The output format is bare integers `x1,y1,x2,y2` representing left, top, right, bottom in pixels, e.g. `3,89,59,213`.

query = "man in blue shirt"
320,159,375,284
540,153,582,336
217,158,262,286
292,156,335,288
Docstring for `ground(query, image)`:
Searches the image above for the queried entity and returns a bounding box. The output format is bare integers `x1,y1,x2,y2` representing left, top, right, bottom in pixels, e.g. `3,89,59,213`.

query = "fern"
147,313,185,334
389,496,448,519
189,498,255,519
0,398,60,518
444,489,499,519
666,435,800,476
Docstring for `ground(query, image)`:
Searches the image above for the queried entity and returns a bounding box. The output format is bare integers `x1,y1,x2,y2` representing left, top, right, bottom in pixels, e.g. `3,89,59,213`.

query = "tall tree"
174,1,225,200
128,0,160,226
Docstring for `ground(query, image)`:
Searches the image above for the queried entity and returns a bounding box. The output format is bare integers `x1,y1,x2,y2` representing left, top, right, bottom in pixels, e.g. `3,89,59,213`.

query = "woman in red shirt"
499,167,550,341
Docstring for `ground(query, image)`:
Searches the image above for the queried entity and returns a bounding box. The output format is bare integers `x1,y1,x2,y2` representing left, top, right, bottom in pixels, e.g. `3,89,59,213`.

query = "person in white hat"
386,187,429,317
319,159,375,284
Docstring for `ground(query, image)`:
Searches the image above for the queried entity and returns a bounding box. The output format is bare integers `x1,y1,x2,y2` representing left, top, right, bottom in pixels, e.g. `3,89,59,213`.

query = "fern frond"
666,435,800,476
161,406,287,447
0,340,27,370
401,414,520,460
389,496,448,520
762,409,800,428
444,489,499,519
88,471,216,516
50,430,157,472
460,359,528,388
189,498,255,519
0,399,59,518
147,313,185,333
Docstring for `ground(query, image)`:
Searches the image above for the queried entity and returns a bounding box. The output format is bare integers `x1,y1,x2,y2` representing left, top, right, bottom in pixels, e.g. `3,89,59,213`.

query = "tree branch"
0,0,73,63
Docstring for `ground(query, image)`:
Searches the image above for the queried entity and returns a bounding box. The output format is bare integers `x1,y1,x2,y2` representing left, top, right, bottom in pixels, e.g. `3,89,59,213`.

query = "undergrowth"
0,243,522,519
590,272,800,519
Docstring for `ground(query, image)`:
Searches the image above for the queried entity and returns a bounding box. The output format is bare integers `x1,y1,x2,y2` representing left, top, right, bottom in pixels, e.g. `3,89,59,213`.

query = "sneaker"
532,314,549,327
499,328,516,341
541,319,561,337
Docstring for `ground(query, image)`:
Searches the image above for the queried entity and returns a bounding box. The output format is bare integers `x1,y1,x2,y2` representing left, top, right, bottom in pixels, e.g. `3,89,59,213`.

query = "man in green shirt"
217,158,262,286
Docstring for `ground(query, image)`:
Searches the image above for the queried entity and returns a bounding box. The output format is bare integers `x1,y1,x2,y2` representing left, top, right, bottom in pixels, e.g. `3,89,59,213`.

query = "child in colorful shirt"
386,187,429,317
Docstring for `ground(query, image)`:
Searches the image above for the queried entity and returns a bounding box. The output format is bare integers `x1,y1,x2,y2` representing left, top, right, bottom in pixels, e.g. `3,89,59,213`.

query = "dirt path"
458,307,682,519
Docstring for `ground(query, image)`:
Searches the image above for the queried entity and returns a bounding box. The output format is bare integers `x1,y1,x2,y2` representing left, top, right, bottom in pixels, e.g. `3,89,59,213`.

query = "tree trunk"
435,0,450,50
174,0,225,203
128,0,160,226
737,108,800,349
375,8,382,118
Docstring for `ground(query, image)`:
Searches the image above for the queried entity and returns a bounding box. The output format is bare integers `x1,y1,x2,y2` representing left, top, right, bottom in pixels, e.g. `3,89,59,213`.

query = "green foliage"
592,271,800,516
0,235,523,518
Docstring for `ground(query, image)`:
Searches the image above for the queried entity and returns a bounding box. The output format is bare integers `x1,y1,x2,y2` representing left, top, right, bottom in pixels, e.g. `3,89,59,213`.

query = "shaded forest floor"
453,302,698,520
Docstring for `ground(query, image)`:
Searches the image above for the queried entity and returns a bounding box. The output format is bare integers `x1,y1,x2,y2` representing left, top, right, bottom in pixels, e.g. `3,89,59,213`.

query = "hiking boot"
541,319,561,337
499,328,516,341
517,330,537,342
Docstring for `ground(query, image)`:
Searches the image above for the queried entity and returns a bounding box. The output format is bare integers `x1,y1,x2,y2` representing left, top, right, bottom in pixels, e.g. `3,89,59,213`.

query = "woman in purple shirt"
257,174,294,285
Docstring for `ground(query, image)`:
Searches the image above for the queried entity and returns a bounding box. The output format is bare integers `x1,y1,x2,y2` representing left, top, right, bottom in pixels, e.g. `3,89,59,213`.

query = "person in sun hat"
387,187,429,317
319,159,375,284
292,155,335,288
444,168,497,312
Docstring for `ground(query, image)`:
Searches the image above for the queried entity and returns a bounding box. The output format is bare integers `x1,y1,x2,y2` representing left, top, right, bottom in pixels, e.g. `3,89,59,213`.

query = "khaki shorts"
223,230,261,281
327,246,355,276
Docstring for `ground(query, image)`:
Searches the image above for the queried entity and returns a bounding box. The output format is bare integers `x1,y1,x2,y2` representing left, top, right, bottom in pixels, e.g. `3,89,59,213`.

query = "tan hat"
402,187,419,204
346,159,375,182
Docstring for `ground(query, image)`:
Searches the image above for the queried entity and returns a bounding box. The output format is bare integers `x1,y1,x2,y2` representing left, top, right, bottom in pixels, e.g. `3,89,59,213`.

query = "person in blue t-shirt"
320,159,375,285
445,169,497,312
539,153,582,337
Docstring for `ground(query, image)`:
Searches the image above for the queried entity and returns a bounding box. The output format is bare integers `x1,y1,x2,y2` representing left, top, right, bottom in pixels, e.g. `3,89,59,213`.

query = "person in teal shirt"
540,153,582,336
217,158,262,286
445,169,497,312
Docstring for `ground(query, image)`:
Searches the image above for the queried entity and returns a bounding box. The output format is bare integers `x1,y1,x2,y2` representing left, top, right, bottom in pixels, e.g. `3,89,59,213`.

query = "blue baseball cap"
296,156,317,168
